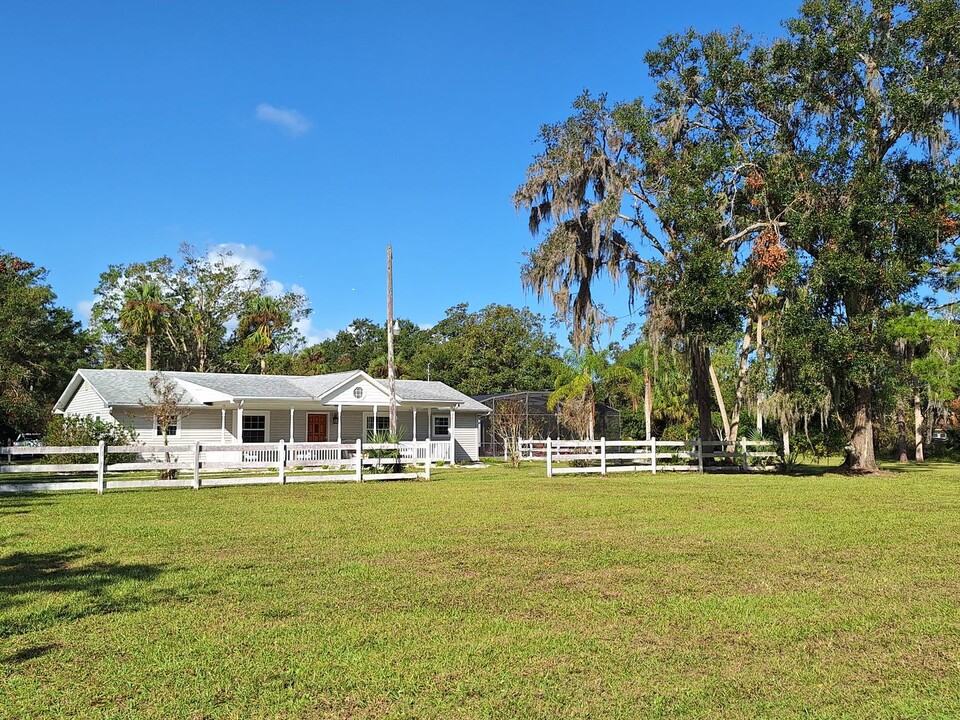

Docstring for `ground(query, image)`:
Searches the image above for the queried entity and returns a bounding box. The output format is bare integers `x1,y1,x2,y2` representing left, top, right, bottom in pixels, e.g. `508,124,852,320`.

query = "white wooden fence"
517,437,778,476
0,439,449,494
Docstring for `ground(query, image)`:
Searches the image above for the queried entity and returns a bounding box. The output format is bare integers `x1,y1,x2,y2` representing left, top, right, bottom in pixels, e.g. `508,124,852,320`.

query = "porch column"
220,408,226,443
372,405,378,438
412,408,418,441
450,408,456,463
337,404,342,443
237,405,244,444
289,407,295,442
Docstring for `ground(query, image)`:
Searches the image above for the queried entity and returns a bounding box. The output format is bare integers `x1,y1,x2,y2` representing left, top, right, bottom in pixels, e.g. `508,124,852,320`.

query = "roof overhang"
52,370,106,414
173,378,235,404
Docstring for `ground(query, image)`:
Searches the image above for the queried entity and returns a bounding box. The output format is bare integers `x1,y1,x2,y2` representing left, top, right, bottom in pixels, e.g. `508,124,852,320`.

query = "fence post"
740,437,748,472
651,436,657,475
192,442,201,490
278,440,286,484
600,437,606,476
546,437,553,478
424,439,431,480
355,438,363,482
697,438,704,473
97,440,106,494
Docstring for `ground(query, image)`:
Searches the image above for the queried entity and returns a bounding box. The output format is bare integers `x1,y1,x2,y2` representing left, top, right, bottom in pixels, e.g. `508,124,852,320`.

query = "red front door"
307,413,328,442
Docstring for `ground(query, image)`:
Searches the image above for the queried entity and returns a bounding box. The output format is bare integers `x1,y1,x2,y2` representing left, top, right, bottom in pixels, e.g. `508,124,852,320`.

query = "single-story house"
54,369,490,463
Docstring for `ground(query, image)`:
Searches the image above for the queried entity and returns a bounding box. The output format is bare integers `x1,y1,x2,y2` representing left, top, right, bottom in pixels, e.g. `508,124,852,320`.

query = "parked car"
8,433,43,460
13,433,43,447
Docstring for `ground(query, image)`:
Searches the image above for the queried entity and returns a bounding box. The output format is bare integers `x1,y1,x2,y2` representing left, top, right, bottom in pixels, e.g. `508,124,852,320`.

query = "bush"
43,415,138,464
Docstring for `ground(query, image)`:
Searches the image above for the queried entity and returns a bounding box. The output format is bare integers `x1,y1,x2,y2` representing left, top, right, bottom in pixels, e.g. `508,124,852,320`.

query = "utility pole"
386,245,397,434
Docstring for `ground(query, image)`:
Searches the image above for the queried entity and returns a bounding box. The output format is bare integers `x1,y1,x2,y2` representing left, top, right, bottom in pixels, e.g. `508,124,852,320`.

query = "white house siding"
263,410,324,443
186,409,236,444
111,409,156,442
112,408,236,446
454,411,479,462
63,381,112,420
339,411,364,443
292,411,308,442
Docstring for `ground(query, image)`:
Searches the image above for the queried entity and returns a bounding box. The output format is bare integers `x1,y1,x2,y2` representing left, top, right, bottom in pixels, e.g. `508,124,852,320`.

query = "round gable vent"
353,386,364,399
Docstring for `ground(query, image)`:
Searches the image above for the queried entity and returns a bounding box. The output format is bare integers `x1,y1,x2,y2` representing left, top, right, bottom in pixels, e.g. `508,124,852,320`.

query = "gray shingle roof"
65,369,490,412
395,380,489,412
288,371,358,397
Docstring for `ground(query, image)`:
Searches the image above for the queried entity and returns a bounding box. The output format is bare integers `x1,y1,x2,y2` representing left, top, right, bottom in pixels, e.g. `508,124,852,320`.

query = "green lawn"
2,463,959,719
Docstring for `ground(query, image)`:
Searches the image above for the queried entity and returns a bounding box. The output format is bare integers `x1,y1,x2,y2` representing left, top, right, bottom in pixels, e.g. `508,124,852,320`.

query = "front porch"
208,402,464,463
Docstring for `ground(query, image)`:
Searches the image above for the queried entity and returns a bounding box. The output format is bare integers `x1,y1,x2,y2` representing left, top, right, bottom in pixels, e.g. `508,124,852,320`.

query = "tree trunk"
709,362,731,441
729,325,752,446
756,313,764,433
897,400,908,463
145,334,153,372
845,384,878,472
260,356,267,375
644,367,652,441
914,391,924,462
690,339,713,444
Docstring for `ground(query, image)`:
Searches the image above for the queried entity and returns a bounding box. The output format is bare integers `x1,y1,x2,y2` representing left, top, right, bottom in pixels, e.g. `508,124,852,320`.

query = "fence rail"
517,437,778,476
0,438,448,494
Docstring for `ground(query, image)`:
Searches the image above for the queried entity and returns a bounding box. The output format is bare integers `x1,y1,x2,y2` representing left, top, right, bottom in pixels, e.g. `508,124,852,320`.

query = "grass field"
2,463,959,719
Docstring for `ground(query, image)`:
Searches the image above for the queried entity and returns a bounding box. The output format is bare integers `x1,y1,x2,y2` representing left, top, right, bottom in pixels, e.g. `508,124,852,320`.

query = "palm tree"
237,296,290,374
119,280,168,371
548,348,612,440
608,342,655,440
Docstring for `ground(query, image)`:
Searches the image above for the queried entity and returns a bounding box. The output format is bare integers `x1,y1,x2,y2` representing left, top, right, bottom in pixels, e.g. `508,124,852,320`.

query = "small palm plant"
366,426,406,473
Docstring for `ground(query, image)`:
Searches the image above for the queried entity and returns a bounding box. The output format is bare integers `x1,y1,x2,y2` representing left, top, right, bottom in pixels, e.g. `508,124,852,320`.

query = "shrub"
43,415,138,464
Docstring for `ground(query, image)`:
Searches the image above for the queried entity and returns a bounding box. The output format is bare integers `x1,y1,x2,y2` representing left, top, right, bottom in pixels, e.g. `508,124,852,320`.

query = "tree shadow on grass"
880,460,955,475
0,495,53,517
0,545,170,639
1,642,60,664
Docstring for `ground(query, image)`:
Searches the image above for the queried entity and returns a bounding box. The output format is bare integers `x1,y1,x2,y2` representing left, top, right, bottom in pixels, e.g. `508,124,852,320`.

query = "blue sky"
1,0,790,346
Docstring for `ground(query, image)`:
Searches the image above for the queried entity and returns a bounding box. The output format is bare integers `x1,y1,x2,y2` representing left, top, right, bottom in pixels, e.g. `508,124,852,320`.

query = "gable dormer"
322,374,391,406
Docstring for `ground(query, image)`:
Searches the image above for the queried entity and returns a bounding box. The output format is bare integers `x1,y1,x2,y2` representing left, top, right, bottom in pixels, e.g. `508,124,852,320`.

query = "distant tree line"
0,245,566,440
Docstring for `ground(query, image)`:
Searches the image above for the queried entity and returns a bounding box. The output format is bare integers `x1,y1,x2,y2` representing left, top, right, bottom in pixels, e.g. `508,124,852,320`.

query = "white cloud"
265,279,285,298
255,103,312,137
296,316,336,347
205,244,325,345
76,299,95,326
208,243,272,272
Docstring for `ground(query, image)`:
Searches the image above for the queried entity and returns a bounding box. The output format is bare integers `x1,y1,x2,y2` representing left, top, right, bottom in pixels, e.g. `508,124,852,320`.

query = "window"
433,416,450,437
242,414,267,443
365,415,390,433
155,416,179,437
353,386,365,399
